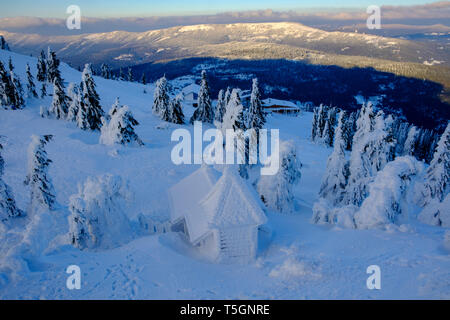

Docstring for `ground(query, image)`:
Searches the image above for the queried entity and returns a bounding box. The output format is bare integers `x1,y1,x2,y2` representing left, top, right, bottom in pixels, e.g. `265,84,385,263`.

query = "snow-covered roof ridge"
168,165,221,224
199,167,267,229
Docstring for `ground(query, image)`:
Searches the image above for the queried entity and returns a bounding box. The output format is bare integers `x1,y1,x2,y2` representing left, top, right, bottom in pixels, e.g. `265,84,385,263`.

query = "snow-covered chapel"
168,166,267,263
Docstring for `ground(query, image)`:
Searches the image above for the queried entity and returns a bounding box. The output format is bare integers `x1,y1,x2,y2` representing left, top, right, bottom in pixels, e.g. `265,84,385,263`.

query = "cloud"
0,1,449,36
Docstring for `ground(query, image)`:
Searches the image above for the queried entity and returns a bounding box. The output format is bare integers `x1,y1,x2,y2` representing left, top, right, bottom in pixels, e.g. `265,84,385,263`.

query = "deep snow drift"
0,49,449,299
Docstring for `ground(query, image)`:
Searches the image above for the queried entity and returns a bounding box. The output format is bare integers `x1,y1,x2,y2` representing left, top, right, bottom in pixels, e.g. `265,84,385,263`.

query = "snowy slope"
0,49,449,299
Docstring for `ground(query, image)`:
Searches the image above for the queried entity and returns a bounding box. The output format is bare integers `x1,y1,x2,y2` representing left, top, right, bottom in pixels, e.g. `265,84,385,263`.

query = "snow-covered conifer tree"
46,49,62,85
0,142,23,221
100,64,111,79
50,79,69,119
190,70,214,124
152,76,169,116
214,89,226,124
319,111,350,205
0,61,14,108
68,174,133,250
127,68,134,82
24,135,56,212
118,67,124,81
67,83,80,122
403,125,419,156
257,141,302,213
8,70,24,109
355,156,424,229
100,105,144,146
344,104,376,206
168,94,185,124
25,63,38,98
421,122,450,205
316,104,328,141
36,50,47,83
344,106,395,206
0,35,10,51
311,107,319,141
221,89,246,132
247,78,266,130
79,63,104,130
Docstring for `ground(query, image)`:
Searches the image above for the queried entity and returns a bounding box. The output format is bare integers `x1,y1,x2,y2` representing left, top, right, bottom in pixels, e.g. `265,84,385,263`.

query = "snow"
168,165,221,225
0,49,449,299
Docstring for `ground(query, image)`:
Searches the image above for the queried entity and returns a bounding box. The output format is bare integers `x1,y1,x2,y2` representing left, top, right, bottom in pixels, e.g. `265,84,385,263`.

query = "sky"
0,0,434,18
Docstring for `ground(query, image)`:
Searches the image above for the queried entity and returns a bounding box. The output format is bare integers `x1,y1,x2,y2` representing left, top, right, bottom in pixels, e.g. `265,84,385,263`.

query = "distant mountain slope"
1,22,448,68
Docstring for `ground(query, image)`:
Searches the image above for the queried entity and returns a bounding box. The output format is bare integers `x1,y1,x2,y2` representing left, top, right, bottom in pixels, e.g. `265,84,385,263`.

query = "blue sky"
1,0,432,18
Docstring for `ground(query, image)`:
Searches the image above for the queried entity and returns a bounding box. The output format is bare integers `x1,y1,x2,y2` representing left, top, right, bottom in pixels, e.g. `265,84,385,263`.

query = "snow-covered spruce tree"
344,106,396,206
68,174,134,250
168,94,185,124
8,56,14,72
46,49,62,85
0,143,24,221
247,78,266,130
118,67,124,81
344,104,376,206
420,121,450,206
319,111,350,205
100,105,144,146
0,61,15,108
190,70,214,124
222,89,246,132
127,68,134,82
67,83,81,122
79,63,104,131
368,111,396,173
152,76,170,116
24,135,56,212
0,35,10,51
36,50,47,83
25,63,38,98
311,107,319,141
100,63,111,79
257,141,302,213
221,89,248,178
344,110,358,151
392,118,410,156
326,107,338,147
214,89,226,124
355,156,424,229
312,104,331,143
50,79,69,119
322,119,333,147
141,73,147,85
8,70,25,109
402,125,419,156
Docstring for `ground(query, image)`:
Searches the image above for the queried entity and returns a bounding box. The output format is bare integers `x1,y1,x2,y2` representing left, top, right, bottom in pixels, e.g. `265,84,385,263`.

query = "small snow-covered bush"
68,174,134,250
311,198,357,229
